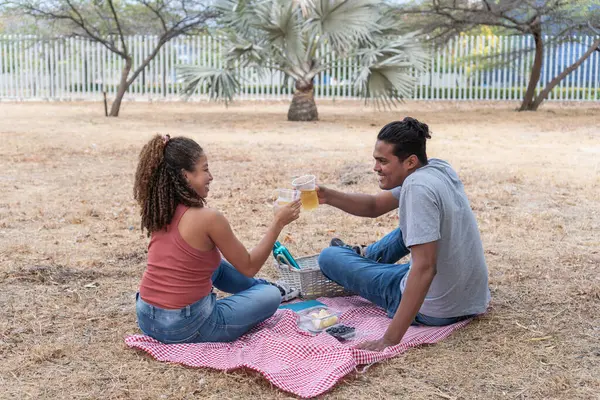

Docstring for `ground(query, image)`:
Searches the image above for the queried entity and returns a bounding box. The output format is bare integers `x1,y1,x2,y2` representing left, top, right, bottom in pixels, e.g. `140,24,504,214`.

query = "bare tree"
10,0,217,116
399,0,600,111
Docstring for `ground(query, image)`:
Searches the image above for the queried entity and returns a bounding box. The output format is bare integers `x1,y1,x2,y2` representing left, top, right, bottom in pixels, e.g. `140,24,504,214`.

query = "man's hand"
356,337,398,351
315,184,329,205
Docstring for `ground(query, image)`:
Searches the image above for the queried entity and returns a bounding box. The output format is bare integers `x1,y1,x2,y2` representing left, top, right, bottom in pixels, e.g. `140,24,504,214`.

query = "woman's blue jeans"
318,229,473,326
136,260,281,343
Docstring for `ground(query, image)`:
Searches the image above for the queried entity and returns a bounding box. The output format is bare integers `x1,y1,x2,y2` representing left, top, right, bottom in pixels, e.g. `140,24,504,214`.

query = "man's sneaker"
271,280,300,302
329,238,367,257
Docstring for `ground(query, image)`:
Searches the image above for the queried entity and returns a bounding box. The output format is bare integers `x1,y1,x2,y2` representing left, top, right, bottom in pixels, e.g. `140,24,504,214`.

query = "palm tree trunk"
288,80,318,122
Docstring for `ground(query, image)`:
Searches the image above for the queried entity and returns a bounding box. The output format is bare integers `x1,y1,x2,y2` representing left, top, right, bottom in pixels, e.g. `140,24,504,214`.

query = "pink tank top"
139,204,221,309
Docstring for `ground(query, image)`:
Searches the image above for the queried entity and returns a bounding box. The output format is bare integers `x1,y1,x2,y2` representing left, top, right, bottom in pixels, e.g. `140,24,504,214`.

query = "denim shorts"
135,276,281,343
136,292,215,344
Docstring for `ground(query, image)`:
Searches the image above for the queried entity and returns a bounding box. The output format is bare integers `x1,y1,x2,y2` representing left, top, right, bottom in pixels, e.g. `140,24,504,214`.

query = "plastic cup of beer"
273,188,300,207
292,175,318,211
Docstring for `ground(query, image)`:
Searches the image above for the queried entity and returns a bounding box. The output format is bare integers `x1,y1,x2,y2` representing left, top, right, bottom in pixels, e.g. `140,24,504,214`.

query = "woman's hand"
274,199,301,228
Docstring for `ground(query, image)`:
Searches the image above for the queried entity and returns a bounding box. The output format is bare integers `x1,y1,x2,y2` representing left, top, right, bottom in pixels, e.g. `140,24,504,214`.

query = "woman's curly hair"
133,134,205,236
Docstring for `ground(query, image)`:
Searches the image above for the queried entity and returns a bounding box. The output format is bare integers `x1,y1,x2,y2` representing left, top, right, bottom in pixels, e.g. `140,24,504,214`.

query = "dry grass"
0,100,599,400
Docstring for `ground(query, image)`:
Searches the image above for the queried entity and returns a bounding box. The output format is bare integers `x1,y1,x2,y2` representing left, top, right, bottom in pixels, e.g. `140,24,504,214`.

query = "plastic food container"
297,306,341,333
325,324,356,341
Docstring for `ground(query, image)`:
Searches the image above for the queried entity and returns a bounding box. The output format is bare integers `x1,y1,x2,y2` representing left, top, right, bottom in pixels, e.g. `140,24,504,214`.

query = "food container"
325,324,356,341
297,306,341,333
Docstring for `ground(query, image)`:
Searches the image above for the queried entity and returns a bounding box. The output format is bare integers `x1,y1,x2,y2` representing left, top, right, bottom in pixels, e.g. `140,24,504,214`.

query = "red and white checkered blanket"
125,296,472,398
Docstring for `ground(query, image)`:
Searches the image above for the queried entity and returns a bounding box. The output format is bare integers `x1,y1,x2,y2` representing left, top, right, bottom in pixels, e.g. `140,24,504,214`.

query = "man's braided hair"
377,117,431,165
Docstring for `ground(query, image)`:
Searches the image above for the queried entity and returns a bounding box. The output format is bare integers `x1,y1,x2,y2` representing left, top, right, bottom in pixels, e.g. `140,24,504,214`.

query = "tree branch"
106,0,128,54
126,37,167,86
20,1,125,56
140,0,168,33
417,6,529,34
533,37,600,108
482,0,492,12
127,8,218,85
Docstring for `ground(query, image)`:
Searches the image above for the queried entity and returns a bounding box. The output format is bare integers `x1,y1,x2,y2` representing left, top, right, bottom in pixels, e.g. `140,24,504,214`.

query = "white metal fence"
0,34,598,102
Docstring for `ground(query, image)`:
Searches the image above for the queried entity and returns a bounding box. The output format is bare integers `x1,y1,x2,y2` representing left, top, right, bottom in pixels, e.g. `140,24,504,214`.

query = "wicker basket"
274,254,353,299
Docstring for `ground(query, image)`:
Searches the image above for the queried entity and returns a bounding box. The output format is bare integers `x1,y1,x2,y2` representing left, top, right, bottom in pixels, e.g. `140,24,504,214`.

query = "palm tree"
178,0,428,121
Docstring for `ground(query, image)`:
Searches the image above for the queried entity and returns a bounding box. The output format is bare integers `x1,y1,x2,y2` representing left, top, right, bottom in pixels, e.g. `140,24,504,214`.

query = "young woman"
133,134,301,344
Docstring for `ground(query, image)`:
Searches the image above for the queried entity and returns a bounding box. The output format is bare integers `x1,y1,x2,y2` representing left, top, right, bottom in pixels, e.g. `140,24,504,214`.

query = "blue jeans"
136,260,281,343
318,228,472,326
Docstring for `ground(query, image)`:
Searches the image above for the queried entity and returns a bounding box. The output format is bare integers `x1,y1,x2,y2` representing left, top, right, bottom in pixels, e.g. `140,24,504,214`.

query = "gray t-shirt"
391,158,490,318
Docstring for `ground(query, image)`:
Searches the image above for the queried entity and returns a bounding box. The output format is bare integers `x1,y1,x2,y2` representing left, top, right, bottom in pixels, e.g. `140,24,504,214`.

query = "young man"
317,117,490,351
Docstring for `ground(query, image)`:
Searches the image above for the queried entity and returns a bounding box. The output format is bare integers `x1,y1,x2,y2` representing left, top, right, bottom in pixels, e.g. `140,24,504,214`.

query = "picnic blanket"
125,296,472,398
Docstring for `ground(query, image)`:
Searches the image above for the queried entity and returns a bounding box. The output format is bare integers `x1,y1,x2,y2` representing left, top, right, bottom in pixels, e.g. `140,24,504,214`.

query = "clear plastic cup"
291,175,318,211
273,188,300,207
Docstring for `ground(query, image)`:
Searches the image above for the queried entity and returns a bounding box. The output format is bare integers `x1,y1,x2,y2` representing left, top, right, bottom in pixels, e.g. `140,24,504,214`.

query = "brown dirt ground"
0,100,599,400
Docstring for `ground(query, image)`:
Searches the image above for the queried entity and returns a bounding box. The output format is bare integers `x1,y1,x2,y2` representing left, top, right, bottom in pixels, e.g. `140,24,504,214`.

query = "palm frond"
222,30,269,67
352,33,428,108
253,0,306,65
360,33,429,71
177,65,240,105
305,0,380,55
374,6,410,36
220,30,301,81
293,0,314,17
214,0,260,37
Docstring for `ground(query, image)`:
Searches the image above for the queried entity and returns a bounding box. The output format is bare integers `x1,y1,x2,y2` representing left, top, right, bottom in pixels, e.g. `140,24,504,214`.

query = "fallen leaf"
527,336,553,341
282,234,294,243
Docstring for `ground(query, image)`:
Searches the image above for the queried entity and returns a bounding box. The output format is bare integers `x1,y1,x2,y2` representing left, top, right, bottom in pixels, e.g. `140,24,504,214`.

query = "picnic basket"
274,254,353,299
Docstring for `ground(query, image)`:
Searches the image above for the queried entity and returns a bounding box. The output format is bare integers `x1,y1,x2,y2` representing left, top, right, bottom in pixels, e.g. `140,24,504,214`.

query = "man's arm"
316,185,398,218
357,241,437,351
358,182,441,351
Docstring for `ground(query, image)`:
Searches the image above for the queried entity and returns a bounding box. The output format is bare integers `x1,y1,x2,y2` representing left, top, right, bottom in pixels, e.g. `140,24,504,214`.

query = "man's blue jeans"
136,260,281,343
318,228,472,326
